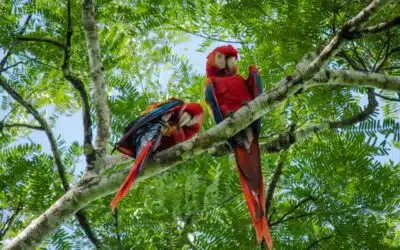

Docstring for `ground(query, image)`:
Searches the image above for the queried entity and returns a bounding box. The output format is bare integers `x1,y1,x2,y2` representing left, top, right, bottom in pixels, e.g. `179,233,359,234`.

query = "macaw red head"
206,45,238,77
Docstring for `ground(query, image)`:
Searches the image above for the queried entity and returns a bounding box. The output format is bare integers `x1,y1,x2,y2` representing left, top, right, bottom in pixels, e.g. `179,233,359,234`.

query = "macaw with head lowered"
111,98,204,210
205,45,272,248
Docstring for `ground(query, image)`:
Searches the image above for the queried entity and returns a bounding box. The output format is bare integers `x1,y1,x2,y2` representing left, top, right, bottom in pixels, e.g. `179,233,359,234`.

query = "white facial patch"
214,52,226,70
226,57,237,72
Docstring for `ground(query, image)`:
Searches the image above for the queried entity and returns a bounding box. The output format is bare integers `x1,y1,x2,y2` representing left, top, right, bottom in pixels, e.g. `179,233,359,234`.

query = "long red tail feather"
234,143,273,249
111,142,153,210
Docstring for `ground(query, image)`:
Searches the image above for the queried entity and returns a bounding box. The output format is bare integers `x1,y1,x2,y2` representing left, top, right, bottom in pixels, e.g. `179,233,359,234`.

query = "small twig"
330,88,378,129
382,65,400,71
338,50,365,71
375,93,400,102
351,41,369,71
0,122,44,131
271,212,315,227
270,196,314,227
16,36,66,49
375,32,392,72
0,202,23,241
0,15,32,70
372,31,391,71
307,235,333,249
113,209,123,250
0,61,24,72
173,25,244,44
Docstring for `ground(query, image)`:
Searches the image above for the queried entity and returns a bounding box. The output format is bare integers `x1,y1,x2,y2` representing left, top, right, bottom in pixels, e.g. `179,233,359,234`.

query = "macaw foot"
227,111,235,118
242,101,252,111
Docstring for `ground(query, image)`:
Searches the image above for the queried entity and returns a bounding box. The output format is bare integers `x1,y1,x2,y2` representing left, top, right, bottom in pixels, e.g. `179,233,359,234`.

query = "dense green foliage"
1,0,399,249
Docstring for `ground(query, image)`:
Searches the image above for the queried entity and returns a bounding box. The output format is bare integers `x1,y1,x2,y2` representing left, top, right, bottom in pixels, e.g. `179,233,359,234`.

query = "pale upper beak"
179,112,201,127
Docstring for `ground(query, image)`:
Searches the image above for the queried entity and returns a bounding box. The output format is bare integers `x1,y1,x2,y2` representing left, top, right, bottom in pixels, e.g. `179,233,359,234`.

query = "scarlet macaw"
205,45,272,248
111,98,204,210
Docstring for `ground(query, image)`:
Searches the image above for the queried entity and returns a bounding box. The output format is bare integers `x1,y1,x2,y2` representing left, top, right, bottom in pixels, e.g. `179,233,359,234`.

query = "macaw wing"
115,99,183,156
247,65,263,98
205,79,224,124
247,66,263,137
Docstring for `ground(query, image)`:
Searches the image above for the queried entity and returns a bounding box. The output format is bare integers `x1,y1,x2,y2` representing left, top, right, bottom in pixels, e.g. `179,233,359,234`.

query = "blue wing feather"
248,67,263,137
205,81,224,124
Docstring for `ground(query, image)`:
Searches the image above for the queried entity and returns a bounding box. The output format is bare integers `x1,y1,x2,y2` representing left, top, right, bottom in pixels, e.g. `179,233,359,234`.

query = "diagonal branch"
0,61,24,73
0,202,24,241
358,16,400,34
269,197,315,227
82,0,110,158
375,93,400,102
4,1,394,248
270,212,316,227
0,122,44,131
307,235,334,249
0,78,70,191
0,76,100,248
16,36,66,49
0,15,32,70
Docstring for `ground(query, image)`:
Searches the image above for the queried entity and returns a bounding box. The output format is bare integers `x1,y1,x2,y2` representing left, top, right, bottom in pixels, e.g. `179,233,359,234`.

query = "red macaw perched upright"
111,98,204,210
205,45,272,248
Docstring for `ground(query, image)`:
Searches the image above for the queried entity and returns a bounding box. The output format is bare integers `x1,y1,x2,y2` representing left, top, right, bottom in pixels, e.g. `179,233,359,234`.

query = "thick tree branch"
308,69,400,91
5,1,393,248
16,36,66,49
359,16,400,34
82,0,110,158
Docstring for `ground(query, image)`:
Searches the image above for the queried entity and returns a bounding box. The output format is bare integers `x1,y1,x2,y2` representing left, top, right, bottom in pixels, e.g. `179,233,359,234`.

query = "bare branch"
62,0,94,166
270,197,314,226
0,77,69,190
309,69,400,92
359,16,400,34
16,36,66,49
0,122,44,131
265,153,287,217
0,202,24,241
330,88,378,128
173,25,244,44
0,15,32,70
0,61,24,72
59,0,99,247
82,0,110,157
307,235,334,249
375,93,400,102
